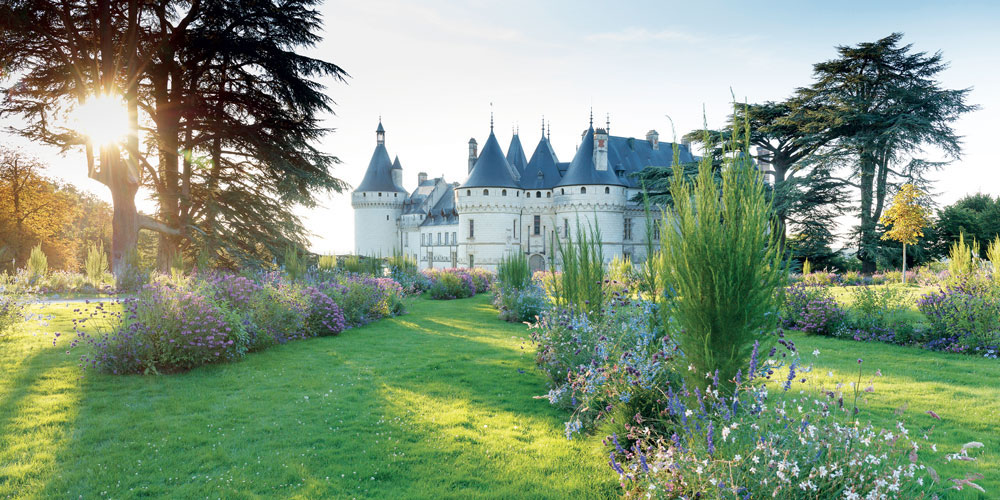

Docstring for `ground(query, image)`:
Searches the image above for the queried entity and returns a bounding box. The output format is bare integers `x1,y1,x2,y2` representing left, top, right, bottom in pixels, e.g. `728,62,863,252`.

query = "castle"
351,115,696,272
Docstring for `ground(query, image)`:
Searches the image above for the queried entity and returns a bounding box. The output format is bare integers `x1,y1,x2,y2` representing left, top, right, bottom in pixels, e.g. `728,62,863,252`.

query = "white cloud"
586,27,702,44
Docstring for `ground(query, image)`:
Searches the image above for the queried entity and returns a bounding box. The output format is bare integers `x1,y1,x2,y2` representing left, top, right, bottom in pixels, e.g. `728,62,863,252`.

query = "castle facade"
351,117,696,272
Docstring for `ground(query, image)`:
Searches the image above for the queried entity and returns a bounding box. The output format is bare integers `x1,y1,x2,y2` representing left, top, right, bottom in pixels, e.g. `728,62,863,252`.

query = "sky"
6,0,999,255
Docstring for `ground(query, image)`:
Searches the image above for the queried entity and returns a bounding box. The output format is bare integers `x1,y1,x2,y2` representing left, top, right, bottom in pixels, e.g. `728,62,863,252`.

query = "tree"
1,0,348,276
801,33,976,273
933,194,1000,258
0,148,78,271
880,184,930,283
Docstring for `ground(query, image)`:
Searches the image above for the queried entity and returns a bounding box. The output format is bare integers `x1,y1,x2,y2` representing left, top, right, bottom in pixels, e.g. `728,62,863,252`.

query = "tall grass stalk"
283,245,306,281
497,252,531,290
550,218,605,317
317,254,337,271
655,106,786,390
387,250,417,274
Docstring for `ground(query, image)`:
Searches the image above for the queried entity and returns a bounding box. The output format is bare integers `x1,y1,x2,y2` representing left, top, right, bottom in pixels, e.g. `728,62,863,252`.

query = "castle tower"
457,123,524,271
553,126,626,262
352,119,407,256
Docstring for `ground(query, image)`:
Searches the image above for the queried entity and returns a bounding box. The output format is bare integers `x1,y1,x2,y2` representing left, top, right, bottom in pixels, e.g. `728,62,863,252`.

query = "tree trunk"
857,150,877,274
108,149,140,281
902,243,907,284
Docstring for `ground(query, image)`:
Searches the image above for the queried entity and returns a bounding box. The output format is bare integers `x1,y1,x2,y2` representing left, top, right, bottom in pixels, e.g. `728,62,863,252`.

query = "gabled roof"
355,143,406,193
521,135,562,189
462,131,521,189
555,128,625,187
506,134,528,177
421,184,459,227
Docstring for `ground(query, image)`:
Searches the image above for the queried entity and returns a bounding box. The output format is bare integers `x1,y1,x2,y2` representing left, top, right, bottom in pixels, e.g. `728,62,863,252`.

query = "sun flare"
75,94,130,146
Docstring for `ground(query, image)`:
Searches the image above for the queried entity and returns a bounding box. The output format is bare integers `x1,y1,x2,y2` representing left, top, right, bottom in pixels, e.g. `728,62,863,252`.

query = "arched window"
378,192,382,197
483,189,489,195
386,215,389,221
502,189,507,196
516,191,519,197
580,187,587,194
395,193,398,197
560,188,565,195
467,190,471,196
547,192,551,198
536,191,541,198
363,193,366,197
605,187,610,194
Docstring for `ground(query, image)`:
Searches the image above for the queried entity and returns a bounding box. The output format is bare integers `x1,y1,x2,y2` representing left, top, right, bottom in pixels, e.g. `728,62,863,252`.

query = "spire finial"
490,102,494,132
589,107,593,127
606,113,610,132
547,121,551,141
541,115,545,136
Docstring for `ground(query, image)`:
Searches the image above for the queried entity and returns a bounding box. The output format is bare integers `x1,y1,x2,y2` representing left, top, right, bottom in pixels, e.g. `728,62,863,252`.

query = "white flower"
685,409,693,417
733,454,742,462
812,349,821,357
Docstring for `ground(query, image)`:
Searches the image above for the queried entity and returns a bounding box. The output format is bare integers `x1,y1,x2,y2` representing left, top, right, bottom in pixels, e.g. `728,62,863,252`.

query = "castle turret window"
605,187,610,194
536,191,541,198
581,187,587,194
483,189,489,195
533,215,540,235
469,219,474,238
502,189,507,196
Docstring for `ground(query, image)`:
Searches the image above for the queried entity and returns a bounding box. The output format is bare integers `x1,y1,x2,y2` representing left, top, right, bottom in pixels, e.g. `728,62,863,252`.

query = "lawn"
1,293,996,499
0,295,617,499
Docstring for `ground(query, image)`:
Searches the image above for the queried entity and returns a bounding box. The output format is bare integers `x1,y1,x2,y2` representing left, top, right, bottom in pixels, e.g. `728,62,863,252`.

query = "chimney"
646,130,659,150
468,138,478,173
593,128,609,171
417,172,428,184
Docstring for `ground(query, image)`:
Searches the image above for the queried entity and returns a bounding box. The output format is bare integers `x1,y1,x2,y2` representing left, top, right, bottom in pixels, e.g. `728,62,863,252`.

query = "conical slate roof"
506,134,528,177
556,128,625,187
355,143,406,193
391,155,402,171
521,135,562,189
462,131,521,189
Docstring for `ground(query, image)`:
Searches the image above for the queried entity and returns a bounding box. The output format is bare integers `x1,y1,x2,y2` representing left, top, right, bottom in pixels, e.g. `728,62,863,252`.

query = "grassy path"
0,295,617,499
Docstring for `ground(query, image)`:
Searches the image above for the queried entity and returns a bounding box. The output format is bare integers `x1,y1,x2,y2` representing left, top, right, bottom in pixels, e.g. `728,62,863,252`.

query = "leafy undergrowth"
782,330,999,497
0,295,615,499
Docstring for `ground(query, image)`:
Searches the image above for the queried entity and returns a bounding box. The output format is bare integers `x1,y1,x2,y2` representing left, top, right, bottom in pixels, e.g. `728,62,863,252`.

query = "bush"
85,242,110,288
654,123,785,390
0,288,27,339
948,233,979,282
27,244,47,283
492,283,546,322
917,278,1000,357
847,285,911,331
317,254,337,271
69,271,406,374
428,272,473,300
782,283,845,335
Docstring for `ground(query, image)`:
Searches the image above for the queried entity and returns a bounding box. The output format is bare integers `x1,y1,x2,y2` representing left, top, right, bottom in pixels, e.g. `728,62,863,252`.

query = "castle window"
536,191,541,198
437,233,441,245
469,219,474,238
605,187,610,194
378,192,382,197
467,190,471,196
516,191,519,197
580,187,587,194
563,218,569,238
547,192,551,198
512,219,516,239
386,215,389,220
502,189,507,196
452,232,456,244
560,188,564,195
405,233,409,247
363,193,366,197
483,189,489,195
395,193,398,197
469,254,475,268
653,223,661,240
533,215,540,235
624,218,633,240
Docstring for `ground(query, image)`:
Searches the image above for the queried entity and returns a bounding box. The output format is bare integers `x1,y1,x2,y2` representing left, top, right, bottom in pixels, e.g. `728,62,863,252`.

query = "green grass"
0,295,616,499
2,292,996,498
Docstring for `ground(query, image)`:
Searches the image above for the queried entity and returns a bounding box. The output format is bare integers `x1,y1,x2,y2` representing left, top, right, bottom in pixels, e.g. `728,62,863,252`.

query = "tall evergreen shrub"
656,110,786,389
497,252,531,290
27,244,47,283
85,242,109,287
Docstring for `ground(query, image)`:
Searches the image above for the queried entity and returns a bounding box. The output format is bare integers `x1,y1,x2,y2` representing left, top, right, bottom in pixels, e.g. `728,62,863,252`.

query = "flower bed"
422,268,494,300
66,270,405,374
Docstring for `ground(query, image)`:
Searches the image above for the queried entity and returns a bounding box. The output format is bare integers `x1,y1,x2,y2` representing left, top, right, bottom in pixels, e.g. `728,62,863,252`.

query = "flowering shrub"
609,356,983,498
66,271,405,374
0,288,28,338
423,268,494,300
847,285,911,331
917,278,1000,358
492,283,547,323
530,293,679,433
1,268,115,295
782,283,845,335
